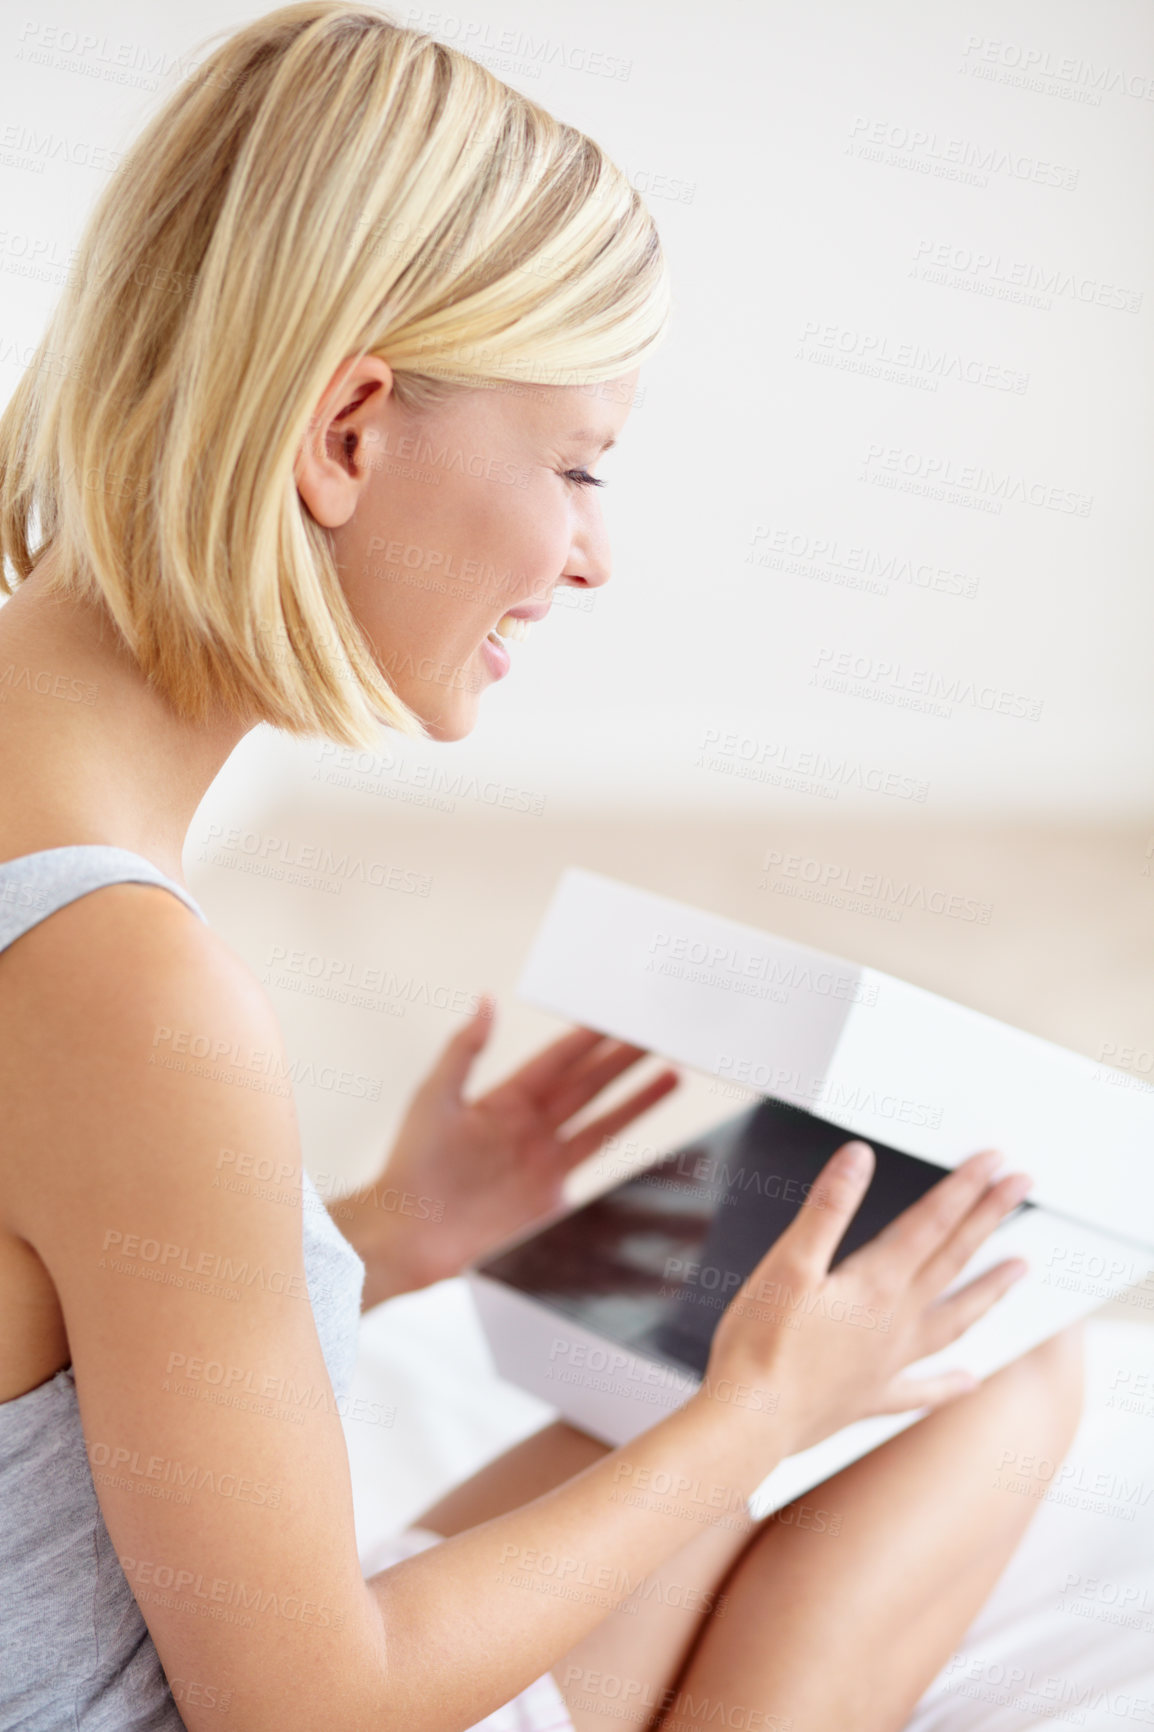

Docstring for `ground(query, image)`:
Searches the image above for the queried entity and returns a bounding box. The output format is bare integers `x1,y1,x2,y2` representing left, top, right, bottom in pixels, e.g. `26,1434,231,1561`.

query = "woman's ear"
294,353,395,529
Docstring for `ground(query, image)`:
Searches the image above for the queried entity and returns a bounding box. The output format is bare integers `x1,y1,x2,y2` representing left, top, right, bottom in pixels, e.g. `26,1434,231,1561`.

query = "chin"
419,700,479,744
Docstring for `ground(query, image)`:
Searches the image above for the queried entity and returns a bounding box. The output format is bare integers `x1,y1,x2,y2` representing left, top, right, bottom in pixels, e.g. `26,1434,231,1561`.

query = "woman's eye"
563,468,606,488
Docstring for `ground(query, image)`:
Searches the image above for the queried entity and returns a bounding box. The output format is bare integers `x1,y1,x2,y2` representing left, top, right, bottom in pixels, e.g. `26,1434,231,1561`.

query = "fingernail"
1003,1174,1033,1206
834,1140,872,1173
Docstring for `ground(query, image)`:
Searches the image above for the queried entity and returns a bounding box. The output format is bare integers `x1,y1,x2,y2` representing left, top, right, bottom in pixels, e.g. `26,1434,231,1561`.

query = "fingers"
917,1256,1030,1356
424,993,496,1099
533,1039,655,1131
914,1171,1032,1299
501,1023,608,1100
853,1149,1007,1283
877,1368,980,1415
771,1140,876,1273
558,1069,682,1167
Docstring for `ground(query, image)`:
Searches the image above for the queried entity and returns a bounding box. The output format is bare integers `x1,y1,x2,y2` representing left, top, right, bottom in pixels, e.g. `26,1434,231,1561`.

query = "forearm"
325,1181,446,1308
364,1391,782,1730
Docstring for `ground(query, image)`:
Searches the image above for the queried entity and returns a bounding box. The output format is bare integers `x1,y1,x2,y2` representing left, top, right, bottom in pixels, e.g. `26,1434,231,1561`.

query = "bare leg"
632,1326,1086,1732
413,1418,612,1536
413,1419,763,1711
413,1328,1084,1732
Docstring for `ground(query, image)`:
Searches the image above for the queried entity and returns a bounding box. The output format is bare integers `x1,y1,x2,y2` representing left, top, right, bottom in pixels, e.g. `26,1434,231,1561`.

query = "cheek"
465,481,569,608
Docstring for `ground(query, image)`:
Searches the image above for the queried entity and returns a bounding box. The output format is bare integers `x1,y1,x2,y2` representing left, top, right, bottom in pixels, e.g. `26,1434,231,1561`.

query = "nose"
559,509,613,594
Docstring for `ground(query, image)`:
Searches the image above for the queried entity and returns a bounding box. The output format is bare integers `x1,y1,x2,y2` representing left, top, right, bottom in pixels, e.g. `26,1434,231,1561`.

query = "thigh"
413,1419,764,1715
639,1326,1085,1732
412,1420,613,1537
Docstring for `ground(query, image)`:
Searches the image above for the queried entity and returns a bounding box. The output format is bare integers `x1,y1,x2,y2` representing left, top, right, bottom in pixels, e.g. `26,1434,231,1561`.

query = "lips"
501,598,553,623
485,596,551,651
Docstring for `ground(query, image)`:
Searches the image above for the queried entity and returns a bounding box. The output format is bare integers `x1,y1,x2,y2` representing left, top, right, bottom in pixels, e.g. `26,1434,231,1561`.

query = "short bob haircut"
0,1,672,747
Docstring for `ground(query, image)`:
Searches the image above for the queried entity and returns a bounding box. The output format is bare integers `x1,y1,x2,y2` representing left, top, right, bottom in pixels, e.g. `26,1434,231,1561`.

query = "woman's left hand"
342,995,680,1304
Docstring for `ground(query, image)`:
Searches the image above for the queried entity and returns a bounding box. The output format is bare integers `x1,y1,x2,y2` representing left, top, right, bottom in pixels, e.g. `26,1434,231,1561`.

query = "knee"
991,1323,1085,1437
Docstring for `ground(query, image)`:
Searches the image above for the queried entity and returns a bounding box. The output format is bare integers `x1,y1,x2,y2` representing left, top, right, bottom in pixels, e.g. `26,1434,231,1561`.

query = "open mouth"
486,613,532,649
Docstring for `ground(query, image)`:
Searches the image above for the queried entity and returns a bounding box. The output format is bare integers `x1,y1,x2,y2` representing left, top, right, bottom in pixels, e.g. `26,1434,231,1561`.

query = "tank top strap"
0,844,207,955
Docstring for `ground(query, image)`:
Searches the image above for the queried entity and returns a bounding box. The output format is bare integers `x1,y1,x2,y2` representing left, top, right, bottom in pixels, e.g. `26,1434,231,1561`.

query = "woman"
0,5,1083,1729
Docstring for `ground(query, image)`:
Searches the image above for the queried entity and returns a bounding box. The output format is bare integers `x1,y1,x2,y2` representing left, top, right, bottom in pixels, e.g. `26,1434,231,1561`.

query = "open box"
467,867,1154,1517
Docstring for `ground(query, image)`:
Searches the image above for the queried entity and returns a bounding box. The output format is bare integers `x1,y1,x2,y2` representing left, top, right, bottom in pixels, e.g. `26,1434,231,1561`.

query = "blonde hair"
0,1,671,746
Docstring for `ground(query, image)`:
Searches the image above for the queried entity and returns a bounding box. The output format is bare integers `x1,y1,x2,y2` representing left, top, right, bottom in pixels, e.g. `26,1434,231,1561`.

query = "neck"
0,557,255,886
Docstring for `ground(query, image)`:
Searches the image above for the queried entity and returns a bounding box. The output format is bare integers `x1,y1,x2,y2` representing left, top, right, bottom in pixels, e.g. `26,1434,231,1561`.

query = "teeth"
495,613,531,643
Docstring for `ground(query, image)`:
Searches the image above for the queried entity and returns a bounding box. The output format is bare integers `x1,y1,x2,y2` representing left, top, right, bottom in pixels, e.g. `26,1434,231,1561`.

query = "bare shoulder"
0,877,274,1033
0,880,295,1235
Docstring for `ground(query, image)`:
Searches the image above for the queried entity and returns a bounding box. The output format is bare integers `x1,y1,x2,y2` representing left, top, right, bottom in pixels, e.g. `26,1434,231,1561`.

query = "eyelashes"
563,468,606,488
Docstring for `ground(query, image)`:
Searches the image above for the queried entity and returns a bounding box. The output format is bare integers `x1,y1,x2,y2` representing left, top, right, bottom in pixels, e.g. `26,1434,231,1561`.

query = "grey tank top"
0,846,366,1729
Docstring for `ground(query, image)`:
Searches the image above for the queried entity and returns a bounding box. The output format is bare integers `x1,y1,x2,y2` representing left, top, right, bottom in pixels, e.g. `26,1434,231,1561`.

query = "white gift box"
468,867,1154,1516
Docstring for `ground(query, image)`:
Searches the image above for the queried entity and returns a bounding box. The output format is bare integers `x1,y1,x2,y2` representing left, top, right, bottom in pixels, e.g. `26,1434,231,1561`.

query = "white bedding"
346,1287,1154,1729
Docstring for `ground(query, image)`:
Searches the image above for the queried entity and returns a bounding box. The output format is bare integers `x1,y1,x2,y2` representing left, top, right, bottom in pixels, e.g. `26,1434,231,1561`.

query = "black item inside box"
477,1097,1030,1378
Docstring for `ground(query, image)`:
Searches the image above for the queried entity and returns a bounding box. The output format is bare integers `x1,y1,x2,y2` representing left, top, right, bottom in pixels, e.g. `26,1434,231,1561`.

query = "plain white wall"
2,0,1152,816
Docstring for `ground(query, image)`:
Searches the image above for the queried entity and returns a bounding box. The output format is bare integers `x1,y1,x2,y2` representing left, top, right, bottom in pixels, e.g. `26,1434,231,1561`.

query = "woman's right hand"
696,1139,1032,1459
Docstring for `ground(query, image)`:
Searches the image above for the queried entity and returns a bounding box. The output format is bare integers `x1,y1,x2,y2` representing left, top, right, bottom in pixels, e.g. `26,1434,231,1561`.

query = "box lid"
516,867,1154,1248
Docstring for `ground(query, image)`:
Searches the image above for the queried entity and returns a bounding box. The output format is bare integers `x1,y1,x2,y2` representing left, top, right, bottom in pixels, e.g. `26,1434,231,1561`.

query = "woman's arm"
4,886,1029,1732
323,1179,440,1307
5,889,782,1732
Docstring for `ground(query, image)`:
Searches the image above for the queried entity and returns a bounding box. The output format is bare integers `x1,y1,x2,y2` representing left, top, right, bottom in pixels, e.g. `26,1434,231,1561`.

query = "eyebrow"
568,429,617,453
